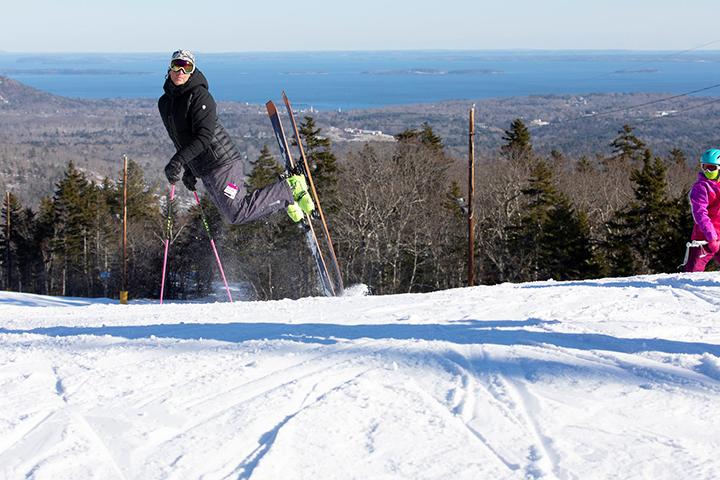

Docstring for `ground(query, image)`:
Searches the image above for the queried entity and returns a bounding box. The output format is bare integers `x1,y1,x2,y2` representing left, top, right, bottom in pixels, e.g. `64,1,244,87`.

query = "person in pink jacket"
685,148,720,272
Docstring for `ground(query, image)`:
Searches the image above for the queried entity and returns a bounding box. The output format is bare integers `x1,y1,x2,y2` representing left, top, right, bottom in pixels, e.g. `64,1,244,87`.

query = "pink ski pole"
159,184,175,304
193,191,233,302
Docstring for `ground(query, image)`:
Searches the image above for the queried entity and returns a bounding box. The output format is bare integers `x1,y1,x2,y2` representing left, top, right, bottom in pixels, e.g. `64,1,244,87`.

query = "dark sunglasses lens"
703,164,718,172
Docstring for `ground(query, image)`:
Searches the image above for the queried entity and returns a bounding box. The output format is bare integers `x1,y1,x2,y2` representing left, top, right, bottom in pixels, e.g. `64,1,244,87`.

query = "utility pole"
4,191,10,290
120,155,129,304
467,105,476,287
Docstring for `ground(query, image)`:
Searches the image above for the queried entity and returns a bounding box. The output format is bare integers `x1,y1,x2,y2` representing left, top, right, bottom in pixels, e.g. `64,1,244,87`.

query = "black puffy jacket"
158,70,240,177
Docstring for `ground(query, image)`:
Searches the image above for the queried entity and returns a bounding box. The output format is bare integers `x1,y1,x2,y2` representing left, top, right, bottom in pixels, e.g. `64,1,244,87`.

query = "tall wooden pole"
467,105,476,287
4,191,10,290
120,155,129,304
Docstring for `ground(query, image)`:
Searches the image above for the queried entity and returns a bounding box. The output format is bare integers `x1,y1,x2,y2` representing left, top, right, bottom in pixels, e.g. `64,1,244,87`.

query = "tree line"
0,117,704,300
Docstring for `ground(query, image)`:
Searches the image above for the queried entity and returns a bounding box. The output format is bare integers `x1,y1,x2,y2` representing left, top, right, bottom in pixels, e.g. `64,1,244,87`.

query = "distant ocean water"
1,50,719,110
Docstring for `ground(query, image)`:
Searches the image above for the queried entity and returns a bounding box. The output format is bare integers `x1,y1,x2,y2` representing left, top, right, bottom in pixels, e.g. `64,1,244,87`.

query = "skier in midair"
684,148,720,272
158,50,314,224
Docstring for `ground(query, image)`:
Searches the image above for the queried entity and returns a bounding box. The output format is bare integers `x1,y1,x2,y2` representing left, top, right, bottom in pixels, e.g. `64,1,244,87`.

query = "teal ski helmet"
700,148,720,180
701,148,720,166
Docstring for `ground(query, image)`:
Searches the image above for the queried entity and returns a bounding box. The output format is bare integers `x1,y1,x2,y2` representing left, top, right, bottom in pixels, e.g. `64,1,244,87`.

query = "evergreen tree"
509,160,596,281
395,123,444,152
247,145,284,192
501,118,533,159
540,199,597,280
1,195,49,293
444,181,466,219
35,197,56,295
79,183,111,296
18,206,48,293
667,148,687,166
609,124,646,165
507,160,555,280
50,161,94,296
1,193,24,290
605,155,683,274
298,116,339,213
95,177,117,296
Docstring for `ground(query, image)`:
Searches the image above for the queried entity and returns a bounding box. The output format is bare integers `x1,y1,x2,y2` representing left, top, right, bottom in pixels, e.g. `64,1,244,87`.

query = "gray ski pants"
201,161,293,225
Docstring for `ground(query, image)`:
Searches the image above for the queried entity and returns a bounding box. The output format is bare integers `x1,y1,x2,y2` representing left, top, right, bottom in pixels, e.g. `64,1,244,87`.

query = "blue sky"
2,0,718,52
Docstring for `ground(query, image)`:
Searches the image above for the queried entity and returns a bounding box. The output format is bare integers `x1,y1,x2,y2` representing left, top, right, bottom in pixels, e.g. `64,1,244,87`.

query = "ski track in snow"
429,345,561,479
1,273,720,479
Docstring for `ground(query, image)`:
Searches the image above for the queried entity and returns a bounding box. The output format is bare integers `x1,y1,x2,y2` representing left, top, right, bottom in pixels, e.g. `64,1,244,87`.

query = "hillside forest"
0,113,705,300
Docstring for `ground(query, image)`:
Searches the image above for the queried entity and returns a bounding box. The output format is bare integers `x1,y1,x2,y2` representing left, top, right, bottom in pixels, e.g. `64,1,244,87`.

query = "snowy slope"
1,273,719,480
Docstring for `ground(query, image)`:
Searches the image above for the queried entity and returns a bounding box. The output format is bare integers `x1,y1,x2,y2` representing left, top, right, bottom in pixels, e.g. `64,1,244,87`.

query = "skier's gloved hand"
182,168,197,191
164,155,183,184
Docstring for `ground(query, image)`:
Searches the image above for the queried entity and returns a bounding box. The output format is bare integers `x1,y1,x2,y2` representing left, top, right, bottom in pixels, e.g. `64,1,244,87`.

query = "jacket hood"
163,69,209,97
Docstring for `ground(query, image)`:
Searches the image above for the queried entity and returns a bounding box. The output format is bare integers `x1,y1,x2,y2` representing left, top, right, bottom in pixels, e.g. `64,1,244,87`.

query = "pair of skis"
266,92,344,297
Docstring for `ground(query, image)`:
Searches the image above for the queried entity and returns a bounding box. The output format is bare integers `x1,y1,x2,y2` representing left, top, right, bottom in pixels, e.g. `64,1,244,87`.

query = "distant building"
530,118,550,126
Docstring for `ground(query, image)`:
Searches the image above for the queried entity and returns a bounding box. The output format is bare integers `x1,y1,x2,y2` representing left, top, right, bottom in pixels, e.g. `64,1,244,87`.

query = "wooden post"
467,105,476,287
120,155,129,304
4,191,10,290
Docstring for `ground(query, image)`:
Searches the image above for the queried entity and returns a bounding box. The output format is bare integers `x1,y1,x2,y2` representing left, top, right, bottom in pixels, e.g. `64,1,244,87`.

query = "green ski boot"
286,202,305,222
286,174,315,220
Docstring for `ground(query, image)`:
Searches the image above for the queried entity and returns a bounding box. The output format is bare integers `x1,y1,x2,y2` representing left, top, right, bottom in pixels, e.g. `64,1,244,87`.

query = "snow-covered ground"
1,273,720,479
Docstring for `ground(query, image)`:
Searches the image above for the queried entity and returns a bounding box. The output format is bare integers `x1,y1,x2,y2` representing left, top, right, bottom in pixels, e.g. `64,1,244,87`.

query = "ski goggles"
169,59,195,74
702,163,719,172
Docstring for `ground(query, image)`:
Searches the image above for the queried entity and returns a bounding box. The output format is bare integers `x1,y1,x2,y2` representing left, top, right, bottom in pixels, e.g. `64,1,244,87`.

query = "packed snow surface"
1,273,720,479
